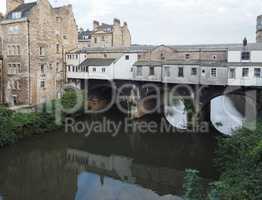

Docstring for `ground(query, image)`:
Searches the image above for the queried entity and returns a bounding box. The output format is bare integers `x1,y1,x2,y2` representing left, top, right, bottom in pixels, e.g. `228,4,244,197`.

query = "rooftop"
79,58,116,67
6,2,37,20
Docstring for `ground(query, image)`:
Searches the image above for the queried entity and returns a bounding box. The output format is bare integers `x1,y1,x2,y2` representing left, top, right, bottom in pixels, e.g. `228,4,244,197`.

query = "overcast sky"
1,0,262,45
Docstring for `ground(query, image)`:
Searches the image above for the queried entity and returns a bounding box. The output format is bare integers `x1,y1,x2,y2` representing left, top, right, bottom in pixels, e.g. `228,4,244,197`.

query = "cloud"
0,0,261,44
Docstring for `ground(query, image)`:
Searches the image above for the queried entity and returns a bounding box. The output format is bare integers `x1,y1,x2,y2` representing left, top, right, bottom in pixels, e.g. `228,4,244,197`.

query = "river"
0,107,220,200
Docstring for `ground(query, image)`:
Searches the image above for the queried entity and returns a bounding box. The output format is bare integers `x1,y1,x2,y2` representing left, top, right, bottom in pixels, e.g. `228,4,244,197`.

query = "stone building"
257,15,262,43
0,0,78,106
78,19,132,48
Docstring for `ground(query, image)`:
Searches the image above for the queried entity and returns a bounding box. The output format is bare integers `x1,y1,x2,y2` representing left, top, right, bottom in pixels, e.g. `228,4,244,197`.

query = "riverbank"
0,106,59,147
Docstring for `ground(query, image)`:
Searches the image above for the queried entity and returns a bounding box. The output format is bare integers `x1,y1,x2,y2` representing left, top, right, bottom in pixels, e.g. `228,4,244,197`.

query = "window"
242,68,249,77
17,46,20,55
12,95,17,105
229,68,236,79
68,66,71,72
94,38,97,44
41,64,45,73
254,68,261,78
149,67,155,76
185,54,190,60
165,67,171,77
56,44,60,53
125,55,130,60
212,55,217,60
7,45,20,56
241,52,250,60
7,63,21,74
178,67,184,77
137,66,142,76
40,47,45,56
14,80,20,90
211,68,217,78
56,63,59,72
102,68,106,72
101,36,105,41
85,67,89,72
104,54,107,58
8,26,20,34
138,55,142,59
12,12,21,19
93,68,96,72
191,67,197,76
160,53,165,60
40,81,45,89
17,64,21,73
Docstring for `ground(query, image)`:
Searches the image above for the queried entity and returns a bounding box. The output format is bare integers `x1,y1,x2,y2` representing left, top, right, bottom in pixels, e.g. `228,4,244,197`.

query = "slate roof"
133,60,162,66
6,2,37,19
79,58,116,67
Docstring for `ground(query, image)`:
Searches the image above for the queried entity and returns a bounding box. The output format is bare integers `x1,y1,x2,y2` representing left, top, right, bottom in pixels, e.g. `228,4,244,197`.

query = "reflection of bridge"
66,148,201,196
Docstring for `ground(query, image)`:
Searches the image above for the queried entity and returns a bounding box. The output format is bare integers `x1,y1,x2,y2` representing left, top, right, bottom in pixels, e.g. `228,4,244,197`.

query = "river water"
0,107,219,200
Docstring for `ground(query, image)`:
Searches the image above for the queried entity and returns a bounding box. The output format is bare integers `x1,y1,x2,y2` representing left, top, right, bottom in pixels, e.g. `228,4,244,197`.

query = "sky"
1,0,262,45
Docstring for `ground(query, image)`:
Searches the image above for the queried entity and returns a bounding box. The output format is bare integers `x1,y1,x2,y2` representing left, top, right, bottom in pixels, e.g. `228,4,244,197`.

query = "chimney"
256,15,262,43
243,37,248,47
93,20,99,30
6,0,24,14
113,18,121,26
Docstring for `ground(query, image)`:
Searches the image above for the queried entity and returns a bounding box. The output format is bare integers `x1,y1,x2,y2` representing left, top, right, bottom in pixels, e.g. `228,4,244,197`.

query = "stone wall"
1,20,30,105
256,31,262,43
139,46,227,62
170,51,227,61
1,0,78,106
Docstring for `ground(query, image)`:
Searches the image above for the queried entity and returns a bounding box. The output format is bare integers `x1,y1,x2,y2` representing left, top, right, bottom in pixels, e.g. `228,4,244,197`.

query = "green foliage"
183,169,204,200
0,107,17,147
60,89,84,111
207,182,225,200
0,107,58,147
183,122,262,200
214,122,262,200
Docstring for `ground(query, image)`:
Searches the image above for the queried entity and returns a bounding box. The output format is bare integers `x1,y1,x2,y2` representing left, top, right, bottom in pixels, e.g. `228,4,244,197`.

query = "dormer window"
12,12,22,19
241,52,250,60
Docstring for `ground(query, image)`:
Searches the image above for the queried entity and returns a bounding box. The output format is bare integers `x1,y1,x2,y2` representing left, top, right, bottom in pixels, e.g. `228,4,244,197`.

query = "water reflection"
75,172,183,200
0,111,218,200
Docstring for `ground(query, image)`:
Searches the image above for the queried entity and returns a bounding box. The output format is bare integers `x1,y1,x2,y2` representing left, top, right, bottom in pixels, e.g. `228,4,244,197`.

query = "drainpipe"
27,19,31,105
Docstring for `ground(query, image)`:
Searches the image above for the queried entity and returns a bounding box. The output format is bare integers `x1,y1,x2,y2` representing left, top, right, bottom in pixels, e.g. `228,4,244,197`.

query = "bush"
60,89,84,111
0,106,59,147
183,122,262,200
183,169,204,200
0,107,17,147
214,122,262,200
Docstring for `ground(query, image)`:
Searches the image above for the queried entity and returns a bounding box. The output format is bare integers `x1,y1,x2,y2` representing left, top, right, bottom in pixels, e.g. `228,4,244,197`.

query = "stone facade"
0,0,78,106
257,15,262,43
78,19,132,48
137,45,227,62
